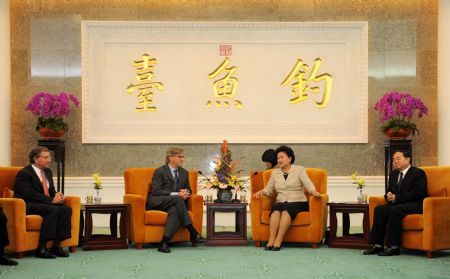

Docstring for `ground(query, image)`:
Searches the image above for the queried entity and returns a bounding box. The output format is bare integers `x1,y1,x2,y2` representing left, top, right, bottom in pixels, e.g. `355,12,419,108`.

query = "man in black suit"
146,147,203,253
364,150,428,256
13,146,72,259
0,210,18,265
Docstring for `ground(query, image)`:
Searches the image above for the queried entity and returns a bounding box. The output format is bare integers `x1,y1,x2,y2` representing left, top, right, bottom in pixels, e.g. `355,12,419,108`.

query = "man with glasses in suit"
363,150,428,256
146,147,203,253
13,146,72,259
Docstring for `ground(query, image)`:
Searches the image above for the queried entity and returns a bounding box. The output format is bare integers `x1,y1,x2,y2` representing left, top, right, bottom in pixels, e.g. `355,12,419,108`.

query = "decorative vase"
216,188,233,203
38,127,65,139
385,128,411,140
94,189,102,204
357,188,364,203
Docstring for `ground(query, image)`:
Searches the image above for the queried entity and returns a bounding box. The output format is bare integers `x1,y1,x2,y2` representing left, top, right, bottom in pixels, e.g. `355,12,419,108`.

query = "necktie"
398,172,404,187
40,171,50,196
174,169,180,191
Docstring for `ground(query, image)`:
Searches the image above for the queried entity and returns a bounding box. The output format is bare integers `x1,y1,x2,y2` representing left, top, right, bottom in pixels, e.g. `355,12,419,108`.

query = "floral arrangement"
26,92,80,131
351,172,365,190
204,140,245,192
373,92,428,136
92,172,102,190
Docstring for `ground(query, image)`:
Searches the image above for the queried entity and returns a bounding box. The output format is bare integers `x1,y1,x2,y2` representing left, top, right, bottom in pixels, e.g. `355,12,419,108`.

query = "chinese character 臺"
281,58,333,109
126,53,164,112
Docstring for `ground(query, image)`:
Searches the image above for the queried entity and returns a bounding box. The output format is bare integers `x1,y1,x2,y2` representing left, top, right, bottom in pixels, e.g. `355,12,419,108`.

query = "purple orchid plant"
373,92,428,136
26,92,80,131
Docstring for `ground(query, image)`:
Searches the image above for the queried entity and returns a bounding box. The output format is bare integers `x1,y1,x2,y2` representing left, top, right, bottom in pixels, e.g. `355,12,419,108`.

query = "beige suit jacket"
263,165,316,202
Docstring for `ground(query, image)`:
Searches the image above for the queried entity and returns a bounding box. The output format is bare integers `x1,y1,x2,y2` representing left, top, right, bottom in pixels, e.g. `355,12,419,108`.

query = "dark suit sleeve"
179,168,191,193
385,170,398,201
14,168,53,204
46,169,57,198
151,168,172,196
396,168,428,204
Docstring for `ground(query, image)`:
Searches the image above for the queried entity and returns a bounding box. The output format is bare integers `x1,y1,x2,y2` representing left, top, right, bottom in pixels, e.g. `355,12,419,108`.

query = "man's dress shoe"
378,247,400,256
157,242,171,253
0,254,18,266
363,246,384,255
35,248,56,259
191,234,206,247
51,247,69,257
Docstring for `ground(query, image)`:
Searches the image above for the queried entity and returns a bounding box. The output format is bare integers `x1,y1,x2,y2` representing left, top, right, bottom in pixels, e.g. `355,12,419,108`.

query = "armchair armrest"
308,194,329,242
61,196,80,247
423,197,450,251
187,194,203,233
0,198,27,248
123,194,146,243
369,196,387,227
250,195,263,241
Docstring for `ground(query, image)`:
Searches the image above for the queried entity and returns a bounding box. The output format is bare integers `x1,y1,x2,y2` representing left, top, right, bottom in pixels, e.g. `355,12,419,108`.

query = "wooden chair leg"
254,241,261,247
427,251,433,258
15,252,24,259
311,243,318,249
69,246,76,253
136,243,142,249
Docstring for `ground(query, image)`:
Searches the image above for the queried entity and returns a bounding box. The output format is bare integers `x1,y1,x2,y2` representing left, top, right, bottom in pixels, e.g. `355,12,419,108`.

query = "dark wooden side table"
327,202,371,249
80,203,129,250
206,203,247,246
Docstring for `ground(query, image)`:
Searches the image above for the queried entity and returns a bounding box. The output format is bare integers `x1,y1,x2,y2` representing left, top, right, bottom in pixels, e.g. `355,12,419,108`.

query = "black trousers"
26,202,72,242
369,202,423,246
0,212,9,250
147,195,192,240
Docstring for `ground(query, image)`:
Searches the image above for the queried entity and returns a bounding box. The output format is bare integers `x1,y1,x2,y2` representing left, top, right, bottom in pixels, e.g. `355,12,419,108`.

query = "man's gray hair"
165,147,184,164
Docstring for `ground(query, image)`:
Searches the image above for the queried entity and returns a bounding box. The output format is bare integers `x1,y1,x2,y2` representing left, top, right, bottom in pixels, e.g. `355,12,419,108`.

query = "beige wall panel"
10,0,438,176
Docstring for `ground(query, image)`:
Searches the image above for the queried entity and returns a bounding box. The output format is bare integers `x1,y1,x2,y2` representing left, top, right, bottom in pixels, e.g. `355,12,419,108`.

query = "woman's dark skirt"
270,201,309,220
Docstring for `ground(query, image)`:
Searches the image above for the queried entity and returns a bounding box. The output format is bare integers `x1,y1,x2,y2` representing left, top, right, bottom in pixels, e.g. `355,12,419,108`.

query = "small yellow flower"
351,172,365,189
92,172,102,190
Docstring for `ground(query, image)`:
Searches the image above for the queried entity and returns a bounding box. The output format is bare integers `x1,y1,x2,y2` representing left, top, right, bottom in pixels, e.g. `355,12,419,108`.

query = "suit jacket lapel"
163,165,175,182
26,164,45,192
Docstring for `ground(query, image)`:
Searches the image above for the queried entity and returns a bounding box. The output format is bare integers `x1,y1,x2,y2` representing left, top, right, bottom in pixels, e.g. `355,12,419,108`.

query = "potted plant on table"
26,91,80,138
373,92,428,139
202,140,245,203
92,172,103,204
351,172,366,203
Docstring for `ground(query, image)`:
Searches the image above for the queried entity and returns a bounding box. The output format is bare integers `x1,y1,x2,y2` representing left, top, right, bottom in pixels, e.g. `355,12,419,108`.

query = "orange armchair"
250,168,329,248
369,166,450,258
0,166,80,258
123,168,203,249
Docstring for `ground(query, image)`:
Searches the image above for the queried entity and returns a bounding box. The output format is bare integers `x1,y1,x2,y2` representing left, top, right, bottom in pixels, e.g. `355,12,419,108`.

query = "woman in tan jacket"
253,145,321,251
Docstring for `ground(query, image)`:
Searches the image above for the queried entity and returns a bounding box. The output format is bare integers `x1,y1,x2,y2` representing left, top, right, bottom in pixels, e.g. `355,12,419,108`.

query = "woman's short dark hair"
261,149,277,168
275,145,295,164
29,146,49,164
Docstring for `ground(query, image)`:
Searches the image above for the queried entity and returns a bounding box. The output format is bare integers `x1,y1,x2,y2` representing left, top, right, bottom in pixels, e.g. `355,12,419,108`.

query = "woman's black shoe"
272,246,281,251
264,246,273,250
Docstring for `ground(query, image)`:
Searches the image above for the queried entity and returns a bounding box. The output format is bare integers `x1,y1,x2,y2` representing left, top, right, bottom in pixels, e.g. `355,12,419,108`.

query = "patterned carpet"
1,242,449,279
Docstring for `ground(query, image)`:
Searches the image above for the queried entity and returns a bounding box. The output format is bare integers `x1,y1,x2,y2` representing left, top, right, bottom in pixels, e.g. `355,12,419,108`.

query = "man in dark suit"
364,150,428,256
146,147,203,253
13,146,72,259
0,210,18,265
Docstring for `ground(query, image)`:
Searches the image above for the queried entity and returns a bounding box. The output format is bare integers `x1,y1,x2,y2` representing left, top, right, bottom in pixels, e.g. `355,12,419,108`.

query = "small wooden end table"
327,202,372,249
206,202,247,246
80,203,129,251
